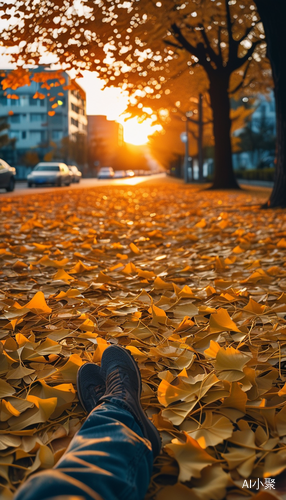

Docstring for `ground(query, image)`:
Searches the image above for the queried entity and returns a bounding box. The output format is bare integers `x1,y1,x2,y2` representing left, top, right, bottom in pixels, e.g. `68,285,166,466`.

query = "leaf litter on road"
1,181,286,500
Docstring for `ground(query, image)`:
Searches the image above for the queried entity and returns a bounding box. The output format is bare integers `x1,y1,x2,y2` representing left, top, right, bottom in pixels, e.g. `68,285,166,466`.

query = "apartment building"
0,67,87,169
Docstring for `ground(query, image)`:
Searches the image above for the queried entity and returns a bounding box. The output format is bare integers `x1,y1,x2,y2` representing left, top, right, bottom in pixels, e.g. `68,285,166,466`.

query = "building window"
71,117,79,127
29,96,38,106
50,114,63,125
30,131,44,143
30,113,46,122
52,130,63,141
10,98,20,106
10,130,21,140
20,96,29,106
71,103,79,113
0,96,7,105
22,131,27,139
10,114,21,123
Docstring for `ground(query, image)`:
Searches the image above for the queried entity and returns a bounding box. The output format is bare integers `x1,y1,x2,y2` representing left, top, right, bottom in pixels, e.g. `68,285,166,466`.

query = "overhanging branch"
229,59,252,94
163,39,184,50
170,23,201,59
198,23,222,68
225,0,236,60
237,22,260,44
234,39,261,70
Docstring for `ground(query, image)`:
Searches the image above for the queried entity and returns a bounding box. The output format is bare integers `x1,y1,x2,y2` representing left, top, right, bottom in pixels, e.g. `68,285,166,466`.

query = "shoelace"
85,382,105,405
104,369,146,435
105,369,129,398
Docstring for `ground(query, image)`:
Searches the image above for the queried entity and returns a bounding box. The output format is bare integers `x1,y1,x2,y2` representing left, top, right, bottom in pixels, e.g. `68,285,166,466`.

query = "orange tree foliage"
0,0,271,189
1,179,286,499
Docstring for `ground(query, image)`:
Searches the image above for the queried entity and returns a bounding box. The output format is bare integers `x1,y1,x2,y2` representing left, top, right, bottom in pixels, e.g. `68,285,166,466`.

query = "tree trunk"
208,73,240,189
255,0,286,207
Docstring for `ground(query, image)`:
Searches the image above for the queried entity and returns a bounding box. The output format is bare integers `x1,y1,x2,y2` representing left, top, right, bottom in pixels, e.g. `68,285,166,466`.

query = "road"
0,173,166,198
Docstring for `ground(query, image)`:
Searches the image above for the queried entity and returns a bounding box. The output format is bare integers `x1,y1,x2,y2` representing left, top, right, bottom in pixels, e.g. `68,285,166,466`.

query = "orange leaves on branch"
33,92,46,100
1,68,31,90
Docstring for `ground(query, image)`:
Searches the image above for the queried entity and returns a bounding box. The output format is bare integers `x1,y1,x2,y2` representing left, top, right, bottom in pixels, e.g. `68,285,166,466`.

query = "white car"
97,167,114,179
27,162,71,187
68,165,82,183
126,170,135,177
114,170,126,178
0,158,16,192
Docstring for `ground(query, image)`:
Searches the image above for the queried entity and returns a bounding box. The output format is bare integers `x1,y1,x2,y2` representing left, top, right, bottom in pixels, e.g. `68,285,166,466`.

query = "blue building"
233,92,276,170
0,67,87,176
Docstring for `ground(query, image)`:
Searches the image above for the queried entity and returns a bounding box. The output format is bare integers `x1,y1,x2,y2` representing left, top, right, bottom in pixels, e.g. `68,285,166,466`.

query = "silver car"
97,167,114,179
27,162,71,187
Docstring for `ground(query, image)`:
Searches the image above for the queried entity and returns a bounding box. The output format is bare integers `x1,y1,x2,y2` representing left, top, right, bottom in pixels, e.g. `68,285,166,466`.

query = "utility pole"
184,116,189,183
186,94,204,183
180,95,205,183
198,93,203,182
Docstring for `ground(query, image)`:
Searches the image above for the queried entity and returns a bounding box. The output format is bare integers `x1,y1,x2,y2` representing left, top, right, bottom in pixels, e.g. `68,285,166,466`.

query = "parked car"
97,167,114,179
114,170,126,178
68,165,82,183
0,158,16,192
125,170,135,177
27,162,71,187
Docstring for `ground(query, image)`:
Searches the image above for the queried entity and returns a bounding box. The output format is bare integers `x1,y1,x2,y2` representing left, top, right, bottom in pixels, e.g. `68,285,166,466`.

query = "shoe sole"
77,363,104,413
102,345,161,457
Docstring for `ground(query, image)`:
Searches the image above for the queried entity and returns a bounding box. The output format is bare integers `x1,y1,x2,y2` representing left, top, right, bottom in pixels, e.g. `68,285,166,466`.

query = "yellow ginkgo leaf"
181,411,234,448
222,382,247,413
92,338,110,363
209,308,242,333
25,291,52,314
214,346,250,382
53,269,74,282
221,447,256,477
166,433,218,482
130,242,140,254
57,353,84,381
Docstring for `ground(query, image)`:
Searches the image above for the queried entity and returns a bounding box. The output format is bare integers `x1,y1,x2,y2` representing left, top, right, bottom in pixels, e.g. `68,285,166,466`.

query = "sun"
78,72,162,145
119,116,162,146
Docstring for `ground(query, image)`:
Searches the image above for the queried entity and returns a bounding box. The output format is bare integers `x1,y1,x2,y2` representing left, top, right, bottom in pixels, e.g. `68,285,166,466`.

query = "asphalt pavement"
0,174,166,198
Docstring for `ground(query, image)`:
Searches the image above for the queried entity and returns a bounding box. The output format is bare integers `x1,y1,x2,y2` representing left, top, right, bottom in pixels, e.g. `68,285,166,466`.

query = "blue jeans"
14,400,154,500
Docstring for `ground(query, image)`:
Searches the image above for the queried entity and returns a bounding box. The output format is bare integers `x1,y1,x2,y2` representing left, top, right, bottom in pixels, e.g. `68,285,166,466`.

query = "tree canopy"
0,0,269,111
0,0,272,189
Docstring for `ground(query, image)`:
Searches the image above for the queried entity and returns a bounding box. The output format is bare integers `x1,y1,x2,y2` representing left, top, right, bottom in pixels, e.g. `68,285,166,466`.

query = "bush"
235,168,274,182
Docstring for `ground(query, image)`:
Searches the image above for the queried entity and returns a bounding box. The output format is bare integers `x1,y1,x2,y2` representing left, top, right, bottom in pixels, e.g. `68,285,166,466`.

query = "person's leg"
14,346,160,500
14,401,153,500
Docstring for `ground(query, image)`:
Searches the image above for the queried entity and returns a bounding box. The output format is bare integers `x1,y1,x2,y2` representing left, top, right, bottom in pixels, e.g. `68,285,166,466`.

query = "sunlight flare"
119,116,162,145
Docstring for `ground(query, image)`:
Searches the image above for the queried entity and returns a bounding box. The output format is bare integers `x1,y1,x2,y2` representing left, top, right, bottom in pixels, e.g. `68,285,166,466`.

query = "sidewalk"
237,178,274,188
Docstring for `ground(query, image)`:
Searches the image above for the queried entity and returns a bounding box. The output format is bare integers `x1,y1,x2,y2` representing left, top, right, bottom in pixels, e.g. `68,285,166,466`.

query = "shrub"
235,168,274,182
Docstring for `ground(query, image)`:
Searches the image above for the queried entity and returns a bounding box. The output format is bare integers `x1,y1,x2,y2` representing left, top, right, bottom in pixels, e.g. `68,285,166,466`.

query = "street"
0,173,166,198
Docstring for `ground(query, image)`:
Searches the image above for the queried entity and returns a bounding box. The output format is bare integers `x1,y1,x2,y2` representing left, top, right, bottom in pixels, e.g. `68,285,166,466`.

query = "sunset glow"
79,72,161,146
119,116,162,146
